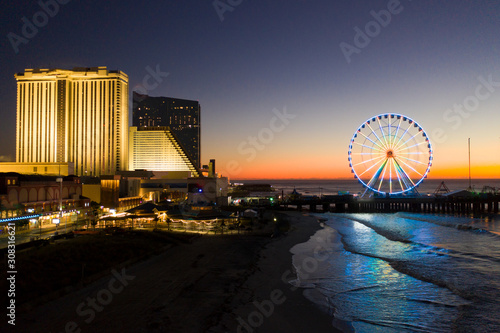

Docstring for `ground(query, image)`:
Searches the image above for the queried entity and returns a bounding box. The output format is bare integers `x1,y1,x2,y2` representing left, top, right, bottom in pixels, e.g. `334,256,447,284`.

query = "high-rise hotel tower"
15,67,129,176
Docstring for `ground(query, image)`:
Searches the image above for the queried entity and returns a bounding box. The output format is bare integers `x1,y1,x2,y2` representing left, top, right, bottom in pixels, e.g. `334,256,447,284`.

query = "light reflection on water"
292,213,500,332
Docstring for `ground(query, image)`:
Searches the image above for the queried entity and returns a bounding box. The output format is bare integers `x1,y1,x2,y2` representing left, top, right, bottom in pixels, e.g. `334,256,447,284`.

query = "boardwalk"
284,194,500,214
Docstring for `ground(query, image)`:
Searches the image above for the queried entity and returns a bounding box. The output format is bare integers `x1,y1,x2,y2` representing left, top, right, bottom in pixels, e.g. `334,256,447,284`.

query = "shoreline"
10,211,340,333
211,211,341,332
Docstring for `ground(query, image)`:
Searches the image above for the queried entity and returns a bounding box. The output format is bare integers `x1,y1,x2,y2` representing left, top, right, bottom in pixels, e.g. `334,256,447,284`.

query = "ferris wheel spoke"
377,158,390,192
352,154,386,167
370,117,389,149
389,118,398,148
400,171,415,190
358,130,387,151
396,141,428,153
396,155,428,165
393,130,425,152
391,158,405,192
391,117,403,149
365,158,388,189
358,156,387,178
393,160,407,191
389,156,392,193
393,158,416,189
375,117,390,149
377,168,387,191
366,123,389,150
394,156,422,178
384,118,393,147
352,141,384,152
393,122,413,150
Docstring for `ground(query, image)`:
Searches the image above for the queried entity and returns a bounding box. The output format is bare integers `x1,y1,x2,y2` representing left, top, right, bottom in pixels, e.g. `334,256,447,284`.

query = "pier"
283,194,500,214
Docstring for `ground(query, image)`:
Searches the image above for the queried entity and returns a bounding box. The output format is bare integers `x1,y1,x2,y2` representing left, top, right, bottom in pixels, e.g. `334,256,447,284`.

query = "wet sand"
10,212,339,333
210,212,340,333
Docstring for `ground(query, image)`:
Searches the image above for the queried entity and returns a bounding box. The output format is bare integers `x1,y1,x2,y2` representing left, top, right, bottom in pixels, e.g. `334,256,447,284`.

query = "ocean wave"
305,213,500,332
335,213,500,264
395,212,500,237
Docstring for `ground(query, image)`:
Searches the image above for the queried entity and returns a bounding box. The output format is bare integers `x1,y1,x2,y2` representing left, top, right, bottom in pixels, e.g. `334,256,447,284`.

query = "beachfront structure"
132,92,200,167
187,177,229,205
128,126,200,177
0,172,90,228
15,67,129,177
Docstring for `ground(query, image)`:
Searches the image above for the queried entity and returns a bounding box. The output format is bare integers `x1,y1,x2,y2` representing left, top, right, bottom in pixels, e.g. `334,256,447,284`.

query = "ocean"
290,213,500,332
234,178,500,196
237,179,500,332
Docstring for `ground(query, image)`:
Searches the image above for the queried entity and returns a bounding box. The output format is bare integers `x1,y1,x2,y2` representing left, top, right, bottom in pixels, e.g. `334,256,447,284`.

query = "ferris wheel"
348,113,433,196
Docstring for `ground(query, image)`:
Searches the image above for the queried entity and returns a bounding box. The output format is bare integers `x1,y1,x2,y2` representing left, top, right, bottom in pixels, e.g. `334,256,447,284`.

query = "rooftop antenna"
468,138,472,191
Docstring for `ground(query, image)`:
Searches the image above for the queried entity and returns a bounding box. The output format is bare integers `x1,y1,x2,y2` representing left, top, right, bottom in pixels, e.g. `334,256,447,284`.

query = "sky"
0,0,499,180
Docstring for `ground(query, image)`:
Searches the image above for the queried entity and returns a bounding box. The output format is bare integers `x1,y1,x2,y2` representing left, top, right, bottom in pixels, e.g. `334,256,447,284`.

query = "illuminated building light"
0,214,41,223
128,127,200,176
15,67,129,176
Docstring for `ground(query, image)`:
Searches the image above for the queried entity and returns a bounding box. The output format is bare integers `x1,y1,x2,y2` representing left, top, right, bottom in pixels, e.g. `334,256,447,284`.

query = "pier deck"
283,195,500,214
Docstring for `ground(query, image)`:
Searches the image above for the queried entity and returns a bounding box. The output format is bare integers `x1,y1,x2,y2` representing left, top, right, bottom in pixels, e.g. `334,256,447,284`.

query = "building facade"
0,173,90,219
0,162,74,176
132,92,200,167
128,126,200,177
15,67,129,176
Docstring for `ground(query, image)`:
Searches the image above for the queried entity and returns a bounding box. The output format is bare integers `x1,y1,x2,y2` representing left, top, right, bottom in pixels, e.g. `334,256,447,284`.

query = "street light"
56,177,64,233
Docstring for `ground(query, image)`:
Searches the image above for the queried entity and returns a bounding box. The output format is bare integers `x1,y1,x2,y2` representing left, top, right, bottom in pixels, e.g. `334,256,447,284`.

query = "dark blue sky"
1,0,500,178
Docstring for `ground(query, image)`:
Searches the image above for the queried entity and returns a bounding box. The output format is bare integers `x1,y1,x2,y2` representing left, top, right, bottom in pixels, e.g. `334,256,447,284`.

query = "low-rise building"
0,172,90,229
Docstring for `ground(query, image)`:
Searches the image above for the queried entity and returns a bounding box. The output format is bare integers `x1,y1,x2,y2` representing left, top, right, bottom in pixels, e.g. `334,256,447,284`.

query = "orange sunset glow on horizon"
227,165,500,181
215,153,500,180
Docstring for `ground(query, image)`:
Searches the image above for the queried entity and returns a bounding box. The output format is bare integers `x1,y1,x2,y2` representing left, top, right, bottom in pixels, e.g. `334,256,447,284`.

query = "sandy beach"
8,212,339,333
210,212,339,333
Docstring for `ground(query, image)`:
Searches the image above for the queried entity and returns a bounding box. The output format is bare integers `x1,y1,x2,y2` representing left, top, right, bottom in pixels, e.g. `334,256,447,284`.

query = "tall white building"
15,67,129,176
